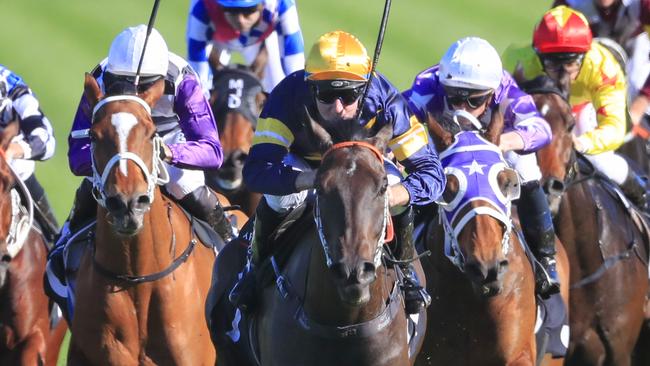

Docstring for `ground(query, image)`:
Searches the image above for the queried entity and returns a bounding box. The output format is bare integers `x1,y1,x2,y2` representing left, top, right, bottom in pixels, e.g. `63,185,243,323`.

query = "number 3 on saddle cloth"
43,206,226,324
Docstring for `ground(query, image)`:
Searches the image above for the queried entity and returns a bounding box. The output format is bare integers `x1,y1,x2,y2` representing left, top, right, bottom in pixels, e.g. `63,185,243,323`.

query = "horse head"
83,73,168,236
0,120,20,287
429,111,520,297
523,76,577,215
306,107,393,306
209,66,265,192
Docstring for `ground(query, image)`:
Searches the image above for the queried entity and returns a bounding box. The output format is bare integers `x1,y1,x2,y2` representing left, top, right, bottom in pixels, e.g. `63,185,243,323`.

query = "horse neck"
302,235,392,326
94,188,175,275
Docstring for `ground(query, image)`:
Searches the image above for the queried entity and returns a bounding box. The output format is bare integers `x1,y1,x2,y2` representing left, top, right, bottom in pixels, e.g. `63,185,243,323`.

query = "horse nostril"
498,259,509,271
357,261,377,284
1,255,11,263
330,262,349,282
134,194,151,210
105,196,127,213
465,261,487,282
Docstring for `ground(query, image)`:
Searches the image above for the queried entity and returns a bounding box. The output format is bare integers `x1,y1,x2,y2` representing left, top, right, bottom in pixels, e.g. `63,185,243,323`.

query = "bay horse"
416,111,569,366
207,116,426,365
66,74,217,365
207,66,265,217
526,78,649,366
0,121,50,365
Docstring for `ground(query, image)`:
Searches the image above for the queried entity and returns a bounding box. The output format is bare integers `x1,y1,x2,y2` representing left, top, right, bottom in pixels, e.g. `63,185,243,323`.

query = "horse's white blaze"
540,103,550,116
111,112,138,176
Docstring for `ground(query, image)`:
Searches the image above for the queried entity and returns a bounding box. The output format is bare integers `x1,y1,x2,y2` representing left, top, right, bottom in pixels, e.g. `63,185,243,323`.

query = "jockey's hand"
160,143,173,163
630,94,650,128
388,183,410,208
5,142,24,160
295,170,317,191
572,134,587,153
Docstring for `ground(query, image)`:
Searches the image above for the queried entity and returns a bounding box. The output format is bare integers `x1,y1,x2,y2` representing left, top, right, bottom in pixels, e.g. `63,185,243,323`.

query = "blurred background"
0,0,551,221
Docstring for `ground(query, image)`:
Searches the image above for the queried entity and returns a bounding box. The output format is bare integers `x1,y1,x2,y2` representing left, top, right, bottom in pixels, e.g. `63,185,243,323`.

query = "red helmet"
533,6,592,54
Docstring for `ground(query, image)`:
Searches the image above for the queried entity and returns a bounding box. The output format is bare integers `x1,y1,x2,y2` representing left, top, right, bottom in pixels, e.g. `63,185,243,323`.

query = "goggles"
223,5,259,16
444,86,493,109
104,72,163,94
310,80,366,106
538,52,585,71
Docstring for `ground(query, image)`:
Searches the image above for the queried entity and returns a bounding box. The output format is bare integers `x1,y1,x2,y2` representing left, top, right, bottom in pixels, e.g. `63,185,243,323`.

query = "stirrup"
400,267,431,315
536,257,560,298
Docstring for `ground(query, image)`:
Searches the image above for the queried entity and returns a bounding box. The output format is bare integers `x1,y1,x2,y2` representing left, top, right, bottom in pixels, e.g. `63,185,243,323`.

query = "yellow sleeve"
575,46,627,154
501,43,545,80
252,117,295,148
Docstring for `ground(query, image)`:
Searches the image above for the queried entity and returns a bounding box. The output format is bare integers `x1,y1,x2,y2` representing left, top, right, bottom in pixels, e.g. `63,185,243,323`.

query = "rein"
90,95,169,208
314,141,393,268
0,148,34,258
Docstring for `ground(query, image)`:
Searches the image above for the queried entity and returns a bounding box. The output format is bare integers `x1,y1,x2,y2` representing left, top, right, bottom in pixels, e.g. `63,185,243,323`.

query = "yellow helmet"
305,31,371,82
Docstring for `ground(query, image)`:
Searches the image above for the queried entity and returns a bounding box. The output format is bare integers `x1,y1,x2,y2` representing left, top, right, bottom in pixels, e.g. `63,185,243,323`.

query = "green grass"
0,0,551,220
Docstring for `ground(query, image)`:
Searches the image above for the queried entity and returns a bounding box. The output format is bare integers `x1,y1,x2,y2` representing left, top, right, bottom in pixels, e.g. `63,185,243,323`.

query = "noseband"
314,141,393,268
90,95,170,209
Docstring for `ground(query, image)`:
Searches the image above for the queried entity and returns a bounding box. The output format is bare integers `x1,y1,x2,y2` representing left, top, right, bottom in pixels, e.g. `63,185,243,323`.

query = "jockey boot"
620,170,649,211
24,175,59,244
178,186,234,243
52,179,96,250
229,198,284,313
518,181,560,298
393,206,431,315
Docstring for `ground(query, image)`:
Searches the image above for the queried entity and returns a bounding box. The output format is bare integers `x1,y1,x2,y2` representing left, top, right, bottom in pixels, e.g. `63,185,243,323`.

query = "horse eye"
88,131,97,142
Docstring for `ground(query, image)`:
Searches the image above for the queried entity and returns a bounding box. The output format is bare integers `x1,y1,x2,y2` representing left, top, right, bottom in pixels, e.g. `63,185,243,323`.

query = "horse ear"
0,120,19,151
303,105,333,153
83,73,103,108
255,92,268,114
483,108,504,146
140,79,165,108
513,62,528,85
367,122,393,153
498,167,521,201
427,112,454,151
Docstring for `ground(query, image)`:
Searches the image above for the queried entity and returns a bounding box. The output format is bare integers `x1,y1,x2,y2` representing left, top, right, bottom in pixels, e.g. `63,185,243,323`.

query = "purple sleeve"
68,95,93,176
498,73,552,153
169,73,224,170
402,66,440,123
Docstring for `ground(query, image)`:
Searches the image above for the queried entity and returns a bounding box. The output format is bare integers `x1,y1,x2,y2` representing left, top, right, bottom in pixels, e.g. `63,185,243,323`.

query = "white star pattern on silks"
462,160,487,175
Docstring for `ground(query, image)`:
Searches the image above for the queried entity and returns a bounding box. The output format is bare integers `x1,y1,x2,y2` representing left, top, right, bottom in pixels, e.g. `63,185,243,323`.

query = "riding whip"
355,0,393,120
134,0,162,88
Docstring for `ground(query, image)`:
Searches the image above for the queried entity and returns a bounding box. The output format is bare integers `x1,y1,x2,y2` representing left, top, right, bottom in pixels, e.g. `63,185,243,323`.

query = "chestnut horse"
416,112,569,366
207,119,426,366
207,66,265,216
0,121,50,365
527,81,649,366
66,75,217,365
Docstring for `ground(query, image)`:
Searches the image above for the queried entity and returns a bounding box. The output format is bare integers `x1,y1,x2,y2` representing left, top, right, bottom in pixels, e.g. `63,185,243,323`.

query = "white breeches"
503,151,542,183
161,129,206,199
264,154,405,215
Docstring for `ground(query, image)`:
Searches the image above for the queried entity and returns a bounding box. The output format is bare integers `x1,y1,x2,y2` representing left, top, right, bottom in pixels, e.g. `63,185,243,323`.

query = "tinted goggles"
539,53,585,70
444,87,493,109
223,5,259,16
314,86,364,105
104,72,163,94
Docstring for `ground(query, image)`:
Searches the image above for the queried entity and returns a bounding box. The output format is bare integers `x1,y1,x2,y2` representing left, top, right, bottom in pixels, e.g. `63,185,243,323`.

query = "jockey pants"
264,153,407,216
503,151,542,184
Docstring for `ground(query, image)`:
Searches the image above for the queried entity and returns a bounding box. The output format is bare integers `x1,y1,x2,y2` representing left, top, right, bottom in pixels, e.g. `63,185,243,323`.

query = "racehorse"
66,74,217,365
207,65,266,217
206,114,425,366
526,77,649,366
416,111,569,365
0,120,50,365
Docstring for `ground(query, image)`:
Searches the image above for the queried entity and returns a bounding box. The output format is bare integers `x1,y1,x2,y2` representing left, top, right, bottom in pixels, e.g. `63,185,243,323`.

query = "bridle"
313,141,393,268
0,149,34,258
90,95,169,209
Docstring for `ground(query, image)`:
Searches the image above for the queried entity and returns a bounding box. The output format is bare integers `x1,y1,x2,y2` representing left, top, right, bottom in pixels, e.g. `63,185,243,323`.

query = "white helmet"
439,37,503,91
106,25,168,77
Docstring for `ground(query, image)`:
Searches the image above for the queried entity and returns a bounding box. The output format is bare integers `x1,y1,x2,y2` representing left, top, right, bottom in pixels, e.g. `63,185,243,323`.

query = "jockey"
0,65,58,242
186,0,305,93
553,0,650,128
403,37,560,297
503,7,649,207
228,30,446,315
58,25,233,248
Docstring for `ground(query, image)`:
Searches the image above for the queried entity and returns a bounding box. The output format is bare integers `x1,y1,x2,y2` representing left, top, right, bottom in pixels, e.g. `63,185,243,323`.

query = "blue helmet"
217,0,263,7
